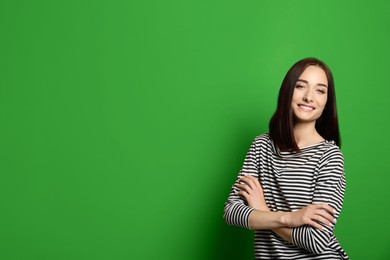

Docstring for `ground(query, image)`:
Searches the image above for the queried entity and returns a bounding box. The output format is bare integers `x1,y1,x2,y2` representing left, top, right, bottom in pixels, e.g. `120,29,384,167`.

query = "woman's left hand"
235,175,269,211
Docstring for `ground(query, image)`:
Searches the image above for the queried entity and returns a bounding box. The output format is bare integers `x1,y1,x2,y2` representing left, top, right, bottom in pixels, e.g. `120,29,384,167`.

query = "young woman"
224,58,349,259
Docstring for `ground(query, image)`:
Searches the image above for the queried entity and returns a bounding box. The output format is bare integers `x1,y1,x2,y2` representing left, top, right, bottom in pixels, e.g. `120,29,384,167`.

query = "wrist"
259,205,270,211
279,212,291,227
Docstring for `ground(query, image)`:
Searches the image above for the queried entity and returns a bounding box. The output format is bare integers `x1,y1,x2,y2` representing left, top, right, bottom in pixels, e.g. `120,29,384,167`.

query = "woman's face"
291,65,328,124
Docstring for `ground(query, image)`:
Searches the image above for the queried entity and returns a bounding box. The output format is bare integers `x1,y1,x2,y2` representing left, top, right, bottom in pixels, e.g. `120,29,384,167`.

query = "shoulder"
243,133,272,152
254,133,270,141
246,133,276,155
322,141,343,158
253,133,272,147
319,141,344,167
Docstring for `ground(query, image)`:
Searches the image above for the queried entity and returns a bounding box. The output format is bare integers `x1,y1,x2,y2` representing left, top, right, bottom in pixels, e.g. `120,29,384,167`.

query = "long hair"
269,57,340,152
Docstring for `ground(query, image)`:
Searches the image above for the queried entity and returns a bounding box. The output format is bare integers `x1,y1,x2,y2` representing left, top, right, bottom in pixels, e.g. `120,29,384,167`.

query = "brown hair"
269,57,340,152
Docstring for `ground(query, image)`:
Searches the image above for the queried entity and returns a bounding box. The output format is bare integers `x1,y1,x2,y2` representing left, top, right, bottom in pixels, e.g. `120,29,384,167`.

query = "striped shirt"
224,134,349,259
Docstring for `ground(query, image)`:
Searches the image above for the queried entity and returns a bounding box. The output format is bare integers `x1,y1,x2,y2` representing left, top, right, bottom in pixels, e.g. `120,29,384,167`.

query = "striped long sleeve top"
224,134,349,259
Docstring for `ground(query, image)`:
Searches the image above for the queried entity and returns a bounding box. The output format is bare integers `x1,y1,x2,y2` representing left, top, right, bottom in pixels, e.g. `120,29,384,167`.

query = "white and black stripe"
224,134,349,259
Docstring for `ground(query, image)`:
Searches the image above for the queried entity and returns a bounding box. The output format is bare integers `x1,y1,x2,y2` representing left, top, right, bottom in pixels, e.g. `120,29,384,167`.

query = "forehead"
298,66,328,85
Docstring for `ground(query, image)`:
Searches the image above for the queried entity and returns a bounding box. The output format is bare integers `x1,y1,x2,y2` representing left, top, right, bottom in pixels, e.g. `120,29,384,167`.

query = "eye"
316,89,326,94
295,84,304,89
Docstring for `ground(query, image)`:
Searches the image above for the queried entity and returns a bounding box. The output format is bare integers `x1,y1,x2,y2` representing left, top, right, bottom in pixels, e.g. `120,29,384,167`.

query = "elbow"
293,227,331,255
223,202,233,225
309,232,332,255
310,243,327,255
310,230,333,254
222,201,253,229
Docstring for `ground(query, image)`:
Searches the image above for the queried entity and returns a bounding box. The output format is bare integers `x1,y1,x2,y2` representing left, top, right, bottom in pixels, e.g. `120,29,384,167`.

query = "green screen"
1,0,389,259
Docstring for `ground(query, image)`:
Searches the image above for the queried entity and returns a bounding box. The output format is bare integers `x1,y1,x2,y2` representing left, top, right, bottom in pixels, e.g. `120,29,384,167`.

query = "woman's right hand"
235,175,269,211
284,203,336,230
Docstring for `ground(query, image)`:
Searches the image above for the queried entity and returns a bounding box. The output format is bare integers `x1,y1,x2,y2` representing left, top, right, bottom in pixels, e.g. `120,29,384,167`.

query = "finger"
246,175,263,190
308,220,325,230
317,210,336,224
312,215,333,226
238,191,249,200
316,203,336,215
240,176,257,190
235,183,253,194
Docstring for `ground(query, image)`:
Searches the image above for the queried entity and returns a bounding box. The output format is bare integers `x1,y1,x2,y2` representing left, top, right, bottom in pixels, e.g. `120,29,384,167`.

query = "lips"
298,104,315,111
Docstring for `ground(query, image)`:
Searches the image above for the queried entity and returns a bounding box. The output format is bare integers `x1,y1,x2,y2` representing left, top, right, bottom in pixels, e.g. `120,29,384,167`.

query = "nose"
303,89,313,102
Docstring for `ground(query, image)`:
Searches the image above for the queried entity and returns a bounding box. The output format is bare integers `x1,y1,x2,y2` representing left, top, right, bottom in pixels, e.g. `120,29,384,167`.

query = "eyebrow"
297,79,328,88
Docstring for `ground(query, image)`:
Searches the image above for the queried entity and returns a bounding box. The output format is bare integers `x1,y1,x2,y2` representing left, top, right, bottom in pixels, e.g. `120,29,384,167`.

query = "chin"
293,115,318,124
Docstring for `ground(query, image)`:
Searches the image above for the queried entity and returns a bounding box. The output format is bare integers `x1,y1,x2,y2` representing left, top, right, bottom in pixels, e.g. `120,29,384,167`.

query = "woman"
224,58,349,259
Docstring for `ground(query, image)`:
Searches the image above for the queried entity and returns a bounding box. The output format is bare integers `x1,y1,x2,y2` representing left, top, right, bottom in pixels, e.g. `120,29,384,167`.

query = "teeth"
299,105,314,111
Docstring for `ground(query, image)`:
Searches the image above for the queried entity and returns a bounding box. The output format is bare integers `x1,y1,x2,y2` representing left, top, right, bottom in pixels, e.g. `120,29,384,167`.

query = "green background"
1,0,389,259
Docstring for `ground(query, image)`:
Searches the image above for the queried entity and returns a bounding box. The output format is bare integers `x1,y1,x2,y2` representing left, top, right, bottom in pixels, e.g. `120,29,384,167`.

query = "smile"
298,104,315,111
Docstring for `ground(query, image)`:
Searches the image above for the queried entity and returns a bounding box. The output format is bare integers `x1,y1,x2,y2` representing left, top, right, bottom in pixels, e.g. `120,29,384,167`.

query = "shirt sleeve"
223,138,259,229
291,146,347,254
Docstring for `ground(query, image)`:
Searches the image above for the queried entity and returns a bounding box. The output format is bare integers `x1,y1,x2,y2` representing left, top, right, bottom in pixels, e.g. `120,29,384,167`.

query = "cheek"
319,96,328,108
292,91,301,102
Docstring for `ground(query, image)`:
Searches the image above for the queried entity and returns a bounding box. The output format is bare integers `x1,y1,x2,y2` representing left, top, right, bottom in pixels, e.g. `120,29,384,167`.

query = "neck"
293,121,323,148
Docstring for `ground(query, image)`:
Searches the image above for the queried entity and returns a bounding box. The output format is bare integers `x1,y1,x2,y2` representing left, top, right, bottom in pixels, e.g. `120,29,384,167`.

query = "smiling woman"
269,58,340,153
223,58,349,259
